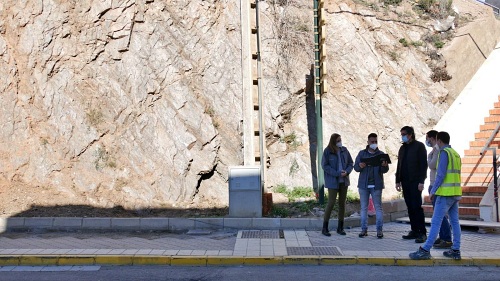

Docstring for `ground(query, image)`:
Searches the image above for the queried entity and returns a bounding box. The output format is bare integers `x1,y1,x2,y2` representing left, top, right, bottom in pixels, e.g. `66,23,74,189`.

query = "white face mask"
369,143,378,150
336,142,342,148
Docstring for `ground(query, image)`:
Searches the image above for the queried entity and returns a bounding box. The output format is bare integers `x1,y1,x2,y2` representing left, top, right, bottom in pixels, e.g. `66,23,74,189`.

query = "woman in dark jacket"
321,133,354,236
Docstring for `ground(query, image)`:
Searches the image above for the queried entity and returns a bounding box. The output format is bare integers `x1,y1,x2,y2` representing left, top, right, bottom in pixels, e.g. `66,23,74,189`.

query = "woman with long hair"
321,133,354,236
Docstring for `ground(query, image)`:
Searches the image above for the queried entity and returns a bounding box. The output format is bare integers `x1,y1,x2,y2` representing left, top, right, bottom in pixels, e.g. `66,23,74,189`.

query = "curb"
0,255,498,267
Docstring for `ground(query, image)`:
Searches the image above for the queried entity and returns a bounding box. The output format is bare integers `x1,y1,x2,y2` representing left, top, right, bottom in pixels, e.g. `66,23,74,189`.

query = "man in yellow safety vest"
409,131,462,260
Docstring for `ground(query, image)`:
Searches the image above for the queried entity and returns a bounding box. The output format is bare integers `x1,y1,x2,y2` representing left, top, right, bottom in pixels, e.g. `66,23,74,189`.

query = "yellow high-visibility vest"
435,147,462,196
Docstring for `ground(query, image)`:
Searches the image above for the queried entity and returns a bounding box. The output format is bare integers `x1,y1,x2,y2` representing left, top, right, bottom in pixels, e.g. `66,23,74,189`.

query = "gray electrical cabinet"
228,166,262,217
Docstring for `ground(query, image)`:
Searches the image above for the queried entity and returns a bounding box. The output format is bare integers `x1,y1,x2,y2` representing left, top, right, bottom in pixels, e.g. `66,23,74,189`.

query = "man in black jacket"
396,126,428,243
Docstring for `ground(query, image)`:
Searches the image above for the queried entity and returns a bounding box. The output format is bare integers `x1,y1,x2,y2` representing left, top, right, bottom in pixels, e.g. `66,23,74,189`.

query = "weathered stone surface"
0,0,498,213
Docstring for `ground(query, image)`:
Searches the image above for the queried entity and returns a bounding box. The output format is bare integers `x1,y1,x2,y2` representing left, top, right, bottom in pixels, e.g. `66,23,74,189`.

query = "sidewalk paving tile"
121,250,139,255
177,250,193,255
135,250,153,255
41,266,75,271
79,249,99,255
11,266,43,271
36,249,58,255
94,249,113,255
163,250,179,256
218,250,233,256
191,250,207,256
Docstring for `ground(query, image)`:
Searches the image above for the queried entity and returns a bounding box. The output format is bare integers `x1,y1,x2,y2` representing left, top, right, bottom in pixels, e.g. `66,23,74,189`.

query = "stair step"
484,116,500,123
462,185,488,194
423,195,482,205
461,166,494,173
464,148,500,156
490,108,500,115
462,175,493,185
494,101,500,108
480,123,499,131
461,157,496,164
423,205,480,216
461,172,493,177
464,147,483,157
468,140,490,147
474,131,500,139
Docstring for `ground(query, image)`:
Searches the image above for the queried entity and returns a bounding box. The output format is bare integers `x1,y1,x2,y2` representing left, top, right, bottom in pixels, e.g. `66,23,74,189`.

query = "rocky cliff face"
0,0,498,213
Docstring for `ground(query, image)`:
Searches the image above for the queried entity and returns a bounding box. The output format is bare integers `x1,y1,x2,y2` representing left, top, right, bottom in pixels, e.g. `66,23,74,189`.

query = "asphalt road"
0,265,499,281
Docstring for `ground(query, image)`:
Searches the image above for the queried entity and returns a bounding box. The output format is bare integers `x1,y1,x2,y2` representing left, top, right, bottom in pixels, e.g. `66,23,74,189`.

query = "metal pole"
255,0,265,193
493,149,499,222
313,0,324,204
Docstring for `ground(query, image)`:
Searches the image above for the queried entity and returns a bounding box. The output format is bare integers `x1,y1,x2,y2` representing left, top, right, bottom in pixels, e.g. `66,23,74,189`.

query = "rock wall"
0,0,498,211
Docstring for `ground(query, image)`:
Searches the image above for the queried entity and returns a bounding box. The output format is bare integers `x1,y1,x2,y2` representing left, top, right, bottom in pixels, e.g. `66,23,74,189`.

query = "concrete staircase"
423,96,500,220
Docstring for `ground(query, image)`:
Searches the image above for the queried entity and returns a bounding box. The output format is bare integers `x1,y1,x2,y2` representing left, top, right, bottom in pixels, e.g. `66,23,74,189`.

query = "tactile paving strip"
287,246,342,256
241,230,281,239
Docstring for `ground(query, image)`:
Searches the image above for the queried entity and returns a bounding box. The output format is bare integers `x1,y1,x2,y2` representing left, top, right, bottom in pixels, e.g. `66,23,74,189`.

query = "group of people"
321,126,463,260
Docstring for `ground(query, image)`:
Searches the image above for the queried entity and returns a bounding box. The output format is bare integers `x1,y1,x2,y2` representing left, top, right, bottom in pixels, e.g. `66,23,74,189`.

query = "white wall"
434,41,500,157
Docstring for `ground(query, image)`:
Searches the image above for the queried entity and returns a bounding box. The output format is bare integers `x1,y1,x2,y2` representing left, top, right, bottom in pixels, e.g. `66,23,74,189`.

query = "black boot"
322,221,331,236
337,220,346,235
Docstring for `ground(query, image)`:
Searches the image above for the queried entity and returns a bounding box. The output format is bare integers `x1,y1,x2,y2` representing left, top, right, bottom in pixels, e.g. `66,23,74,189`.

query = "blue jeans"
422,196,461,251
432,195,452,242
359,188,383,231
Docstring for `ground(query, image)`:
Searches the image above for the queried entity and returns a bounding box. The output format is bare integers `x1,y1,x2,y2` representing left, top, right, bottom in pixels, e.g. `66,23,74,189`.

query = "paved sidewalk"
0,221,499,267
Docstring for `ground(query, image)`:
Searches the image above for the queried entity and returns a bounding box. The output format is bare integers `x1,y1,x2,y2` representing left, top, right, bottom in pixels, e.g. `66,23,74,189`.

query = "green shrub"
434,41,445,48
399,38,409,47
271,206,290,218
274,184,288,194
346,189,360,203
418,0,436,13
273,185,314,202
411,41,424,47
384,0,402,5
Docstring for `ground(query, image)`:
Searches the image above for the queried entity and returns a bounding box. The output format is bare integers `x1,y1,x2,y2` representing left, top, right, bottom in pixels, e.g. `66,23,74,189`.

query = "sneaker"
377,230,383,239
415,234,427,243
402,231,418,240
433,240,453,249
433,238,442,246
359,230,368,238
443,249,461,260
409,247,431,260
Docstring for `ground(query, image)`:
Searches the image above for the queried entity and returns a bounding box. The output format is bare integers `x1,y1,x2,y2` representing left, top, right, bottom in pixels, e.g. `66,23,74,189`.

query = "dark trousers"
324,183,348,223
402,181,426,234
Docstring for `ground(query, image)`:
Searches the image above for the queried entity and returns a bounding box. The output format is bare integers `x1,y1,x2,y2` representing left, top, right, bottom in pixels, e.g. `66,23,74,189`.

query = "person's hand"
341,170,347,177
395,182,402,192
429,194,434,202
418,183,424,192
359,162,366,168
381,161,388,167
